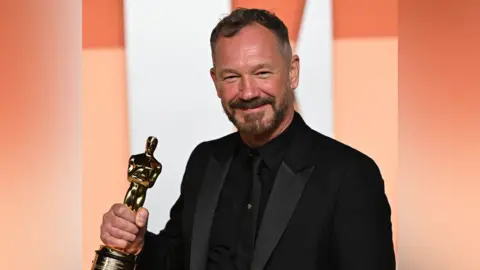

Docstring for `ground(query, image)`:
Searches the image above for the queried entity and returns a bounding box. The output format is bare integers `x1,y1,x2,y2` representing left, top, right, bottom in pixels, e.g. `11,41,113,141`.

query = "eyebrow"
219,68,239,76
219,63,275,76
252,63,274,71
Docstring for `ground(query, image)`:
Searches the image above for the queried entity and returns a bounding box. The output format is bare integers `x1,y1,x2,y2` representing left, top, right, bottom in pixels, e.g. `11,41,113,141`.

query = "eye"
223,75,239,81
256,71,272,78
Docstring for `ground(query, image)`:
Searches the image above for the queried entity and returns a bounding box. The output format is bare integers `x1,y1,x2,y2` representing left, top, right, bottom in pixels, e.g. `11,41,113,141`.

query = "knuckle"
111,203,120,211
107,222,117,233
112,204,122,215
131,224,140,235
111,215,122,226
100,223,109,235
100,234,109,245
109,216,117,226
113,227,125,239
102,213,109,223
111,226,132,242
115,204,123,211
108,226,117,237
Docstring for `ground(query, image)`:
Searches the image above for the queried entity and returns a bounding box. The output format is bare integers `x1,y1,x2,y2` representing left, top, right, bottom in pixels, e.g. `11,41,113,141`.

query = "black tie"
250,151,262,244
234,150,262,270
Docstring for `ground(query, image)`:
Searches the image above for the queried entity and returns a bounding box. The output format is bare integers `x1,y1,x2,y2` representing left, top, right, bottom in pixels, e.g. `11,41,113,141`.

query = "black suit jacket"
136,113,396,270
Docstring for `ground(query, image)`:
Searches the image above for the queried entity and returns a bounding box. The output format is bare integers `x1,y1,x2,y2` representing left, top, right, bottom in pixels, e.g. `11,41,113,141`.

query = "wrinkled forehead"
213,25,284,68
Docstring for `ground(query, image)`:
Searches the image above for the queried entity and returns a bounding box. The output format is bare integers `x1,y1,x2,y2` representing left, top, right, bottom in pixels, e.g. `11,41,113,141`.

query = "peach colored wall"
333,0,398,249
232,0,305,49
333,39,398,247
82,49,130,269
398,1,480,269
82,1,129,269
1,2,82,269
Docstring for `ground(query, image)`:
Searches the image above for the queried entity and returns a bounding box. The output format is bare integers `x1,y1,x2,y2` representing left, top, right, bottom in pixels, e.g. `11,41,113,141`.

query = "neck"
240,109,294,148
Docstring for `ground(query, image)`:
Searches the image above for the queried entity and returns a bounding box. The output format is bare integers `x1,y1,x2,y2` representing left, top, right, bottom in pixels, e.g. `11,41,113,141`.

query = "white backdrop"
123,0,332,232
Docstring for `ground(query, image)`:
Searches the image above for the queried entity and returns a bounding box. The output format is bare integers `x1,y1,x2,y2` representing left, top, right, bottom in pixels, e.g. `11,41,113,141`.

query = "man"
100,8,396,270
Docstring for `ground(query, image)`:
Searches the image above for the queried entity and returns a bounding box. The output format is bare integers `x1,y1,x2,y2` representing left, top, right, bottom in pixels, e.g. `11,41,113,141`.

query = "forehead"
213,24,283,67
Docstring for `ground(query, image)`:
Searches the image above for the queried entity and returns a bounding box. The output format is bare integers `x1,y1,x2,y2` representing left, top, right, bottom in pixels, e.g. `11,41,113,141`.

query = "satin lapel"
250,162,315,270
190,154,233,270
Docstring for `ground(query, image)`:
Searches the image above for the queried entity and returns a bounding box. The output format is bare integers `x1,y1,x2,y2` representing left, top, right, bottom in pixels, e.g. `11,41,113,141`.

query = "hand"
100,203,149,255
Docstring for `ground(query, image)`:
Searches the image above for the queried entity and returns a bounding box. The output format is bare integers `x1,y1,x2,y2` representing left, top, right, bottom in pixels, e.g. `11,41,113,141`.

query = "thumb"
136,207,149,228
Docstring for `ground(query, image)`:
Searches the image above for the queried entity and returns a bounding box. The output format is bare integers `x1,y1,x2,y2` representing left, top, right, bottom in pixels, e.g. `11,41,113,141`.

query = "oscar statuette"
91,136,162,270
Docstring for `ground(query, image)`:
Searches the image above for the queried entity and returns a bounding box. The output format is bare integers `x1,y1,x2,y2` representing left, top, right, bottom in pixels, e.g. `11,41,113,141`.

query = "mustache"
229,97,275,110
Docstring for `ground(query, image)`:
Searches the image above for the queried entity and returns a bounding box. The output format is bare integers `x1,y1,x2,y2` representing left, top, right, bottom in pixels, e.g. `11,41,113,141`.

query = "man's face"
210,24,299,135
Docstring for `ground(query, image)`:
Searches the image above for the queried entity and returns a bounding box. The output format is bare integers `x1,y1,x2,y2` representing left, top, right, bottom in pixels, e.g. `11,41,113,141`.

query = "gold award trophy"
91,136,162,270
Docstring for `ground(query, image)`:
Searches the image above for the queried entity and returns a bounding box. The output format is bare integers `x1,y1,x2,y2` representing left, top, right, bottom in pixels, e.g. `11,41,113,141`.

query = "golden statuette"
91,136,162,270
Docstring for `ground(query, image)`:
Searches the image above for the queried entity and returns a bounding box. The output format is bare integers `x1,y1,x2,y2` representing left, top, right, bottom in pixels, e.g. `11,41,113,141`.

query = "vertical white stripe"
124,0,232,232
295,0,333,137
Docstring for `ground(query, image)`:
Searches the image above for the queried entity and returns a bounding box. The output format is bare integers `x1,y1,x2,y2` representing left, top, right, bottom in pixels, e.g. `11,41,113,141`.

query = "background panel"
82,48,130,270
295,0,334,136
333,38,398,246
398,1,480,269
333,0,397,38
0,1,82,269
123,0,234,232
332,0,398,252
82,0,125,48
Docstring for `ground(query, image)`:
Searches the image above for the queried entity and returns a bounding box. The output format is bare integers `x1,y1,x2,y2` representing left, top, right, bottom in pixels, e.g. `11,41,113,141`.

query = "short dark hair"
209,8,292,61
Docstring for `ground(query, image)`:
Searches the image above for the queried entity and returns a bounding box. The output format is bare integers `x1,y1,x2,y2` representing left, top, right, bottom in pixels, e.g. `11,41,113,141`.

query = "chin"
237,117,276,135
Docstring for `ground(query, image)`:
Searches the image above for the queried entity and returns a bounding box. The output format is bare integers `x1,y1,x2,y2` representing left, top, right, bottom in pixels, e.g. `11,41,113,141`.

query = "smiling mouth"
240,104,268,112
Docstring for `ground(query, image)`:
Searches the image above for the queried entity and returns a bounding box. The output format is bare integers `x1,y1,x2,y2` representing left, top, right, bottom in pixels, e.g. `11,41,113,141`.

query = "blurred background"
1,0,478,269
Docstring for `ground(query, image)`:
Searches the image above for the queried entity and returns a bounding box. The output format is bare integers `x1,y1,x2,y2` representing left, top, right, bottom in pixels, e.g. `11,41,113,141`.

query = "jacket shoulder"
186,132,237,162
308,128,379,169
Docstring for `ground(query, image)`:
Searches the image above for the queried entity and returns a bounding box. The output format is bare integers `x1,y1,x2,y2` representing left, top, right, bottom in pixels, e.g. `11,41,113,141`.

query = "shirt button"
247,204,252,210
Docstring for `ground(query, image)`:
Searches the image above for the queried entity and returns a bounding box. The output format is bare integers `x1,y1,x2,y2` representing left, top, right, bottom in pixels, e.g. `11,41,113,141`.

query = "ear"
289,54,300,90
210,67,221,98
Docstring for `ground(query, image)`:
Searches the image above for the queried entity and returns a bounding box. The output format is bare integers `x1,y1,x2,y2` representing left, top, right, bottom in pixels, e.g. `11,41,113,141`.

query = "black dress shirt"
206,113,300,270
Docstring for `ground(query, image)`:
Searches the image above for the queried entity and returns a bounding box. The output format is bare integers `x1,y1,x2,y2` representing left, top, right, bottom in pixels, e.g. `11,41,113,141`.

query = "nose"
239,76,260,100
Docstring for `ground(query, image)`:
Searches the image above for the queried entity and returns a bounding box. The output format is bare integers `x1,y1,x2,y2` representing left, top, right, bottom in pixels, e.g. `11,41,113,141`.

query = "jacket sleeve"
135,142,206,270
331,155,396,270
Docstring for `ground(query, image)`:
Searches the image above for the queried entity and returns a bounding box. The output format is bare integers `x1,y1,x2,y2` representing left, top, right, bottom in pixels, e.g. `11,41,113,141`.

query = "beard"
222,88,291,135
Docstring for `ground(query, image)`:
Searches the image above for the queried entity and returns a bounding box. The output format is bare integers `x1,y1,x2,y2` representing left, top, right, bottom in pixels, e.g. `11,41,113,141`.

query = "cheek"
218,84,239,103
256,78,284,98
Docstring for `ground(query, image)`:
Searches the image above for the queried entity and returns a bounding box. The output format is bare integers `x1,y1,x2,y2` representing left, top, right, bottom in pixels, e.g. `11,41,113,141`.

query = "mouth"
238,104,268,113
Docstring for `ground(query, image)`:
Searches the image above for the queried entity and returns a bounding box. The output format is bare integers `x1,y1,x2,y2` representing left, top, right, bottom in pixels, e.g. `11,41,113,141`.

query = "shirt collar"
236,111,300,170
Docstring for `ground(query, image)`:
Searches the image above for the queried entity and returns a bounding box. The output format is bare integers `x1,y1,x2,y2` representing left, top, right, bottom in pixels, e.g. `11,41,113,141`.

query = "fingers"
108,226,137,242
100,231,130,250
108,204,139,234
112,203,136,223
100,204,149,254
110,214,139,235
